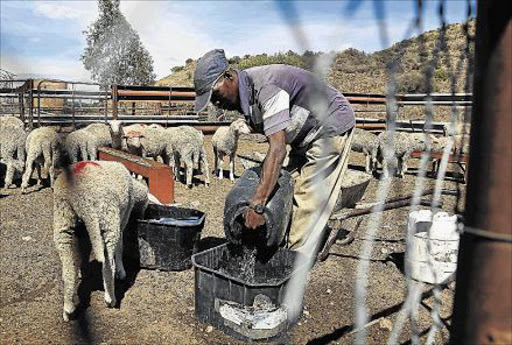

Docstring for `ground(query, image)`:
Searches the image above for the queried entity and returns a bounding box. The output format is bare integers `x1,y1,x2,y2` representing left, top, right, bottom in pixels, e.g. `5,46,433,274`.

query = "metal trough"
98,146,174,204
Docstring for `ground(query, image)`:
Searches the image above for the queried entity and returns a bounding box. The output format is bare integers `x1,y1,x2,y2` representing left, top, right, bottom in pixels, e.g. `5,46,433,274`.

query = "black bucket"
223,168,294,248
127,204,205,271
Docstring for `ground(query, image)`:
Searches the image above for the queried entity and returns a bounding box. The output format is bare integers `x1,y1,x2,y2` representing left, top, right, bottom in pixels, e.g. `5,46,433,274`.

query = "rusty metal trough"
98,146,174,204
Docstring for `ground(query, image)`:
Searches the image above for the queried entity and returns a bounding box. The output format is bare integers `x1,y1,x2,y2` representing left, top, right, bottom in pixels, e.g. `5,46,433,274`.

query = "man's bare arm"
250,130,287,207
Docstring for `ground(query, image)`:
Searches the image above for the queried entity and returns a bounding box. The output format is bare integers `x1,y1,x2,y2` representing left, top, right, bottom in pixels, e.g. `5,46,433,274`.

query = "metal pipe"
71,84,76,130
112,84,118,120
27,80,34,128
450,1,512,344
117,89,196,98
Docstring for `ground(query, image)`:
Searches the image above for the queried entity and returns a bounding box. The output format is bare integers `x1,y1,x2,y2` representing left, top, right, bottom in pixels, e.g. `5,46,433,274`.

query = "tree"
81,0,156,85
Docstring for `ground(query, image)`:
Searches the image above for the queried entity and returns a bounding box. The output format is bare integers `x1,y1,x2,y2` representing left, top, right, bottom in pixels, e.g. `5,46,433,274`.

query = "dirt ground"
0,136,467,345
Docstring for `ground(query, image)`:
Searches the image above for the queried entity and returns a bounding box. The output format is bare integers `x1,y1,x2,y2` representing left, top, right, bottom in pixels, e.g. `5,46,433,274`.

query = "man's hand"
243,207,266,229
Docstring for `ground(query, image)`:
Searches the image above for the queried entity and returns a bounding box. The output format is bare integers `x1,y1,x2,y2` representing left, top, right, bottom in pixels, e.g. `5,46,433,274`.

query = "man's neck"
236,69,254,116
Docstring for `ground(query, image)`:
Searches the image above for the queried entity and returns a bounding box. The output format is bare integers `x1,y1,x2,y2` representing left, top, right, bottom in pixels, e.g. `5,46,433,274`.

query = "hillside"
327,20,475,94
157,20,475,96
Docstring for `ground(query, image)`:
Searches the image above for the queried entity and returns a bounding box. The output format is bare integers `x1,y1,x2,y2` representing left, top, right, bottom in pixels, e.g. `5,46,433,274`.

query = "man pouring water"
194,49,355,254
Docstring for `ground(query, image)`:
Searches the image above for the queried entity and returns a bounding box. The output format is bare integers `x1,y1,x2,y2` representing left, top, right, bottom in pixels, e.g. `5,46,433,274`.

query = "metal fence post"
112,84,118,120
450,1,512,344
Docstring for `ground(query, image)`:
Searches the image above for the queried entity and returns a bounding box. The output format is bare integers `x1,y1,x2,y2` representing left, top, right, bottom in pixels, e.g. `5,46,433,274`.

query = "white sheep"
79,120,124,160
53,161,148,321
373,131,442,178
350,128,379,174
125,124,169,162
430,133,470,176
121,124,147,153
0,115,24,128
21,126,62,192
0,116,27,188
372,131,419,178
166,126,210,188
211,119,251,181
64,129,97,163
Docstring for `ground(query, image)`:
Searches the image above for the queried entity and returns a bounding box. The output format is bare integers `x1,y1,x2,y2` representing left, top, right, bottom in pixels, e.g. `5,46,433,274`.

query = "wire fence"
277,0,474,344
1,1,476,343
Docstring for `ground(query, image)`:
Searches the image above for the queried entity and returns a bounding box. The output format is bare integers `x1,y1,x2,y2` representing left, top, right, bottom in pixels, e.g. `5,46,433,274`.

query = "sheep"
122,125,171,166
445,134,470,154
350,128,379,174
21,126,62,192
121,124,147,152
0,116,27,188
430,134,470,176
373,131,444,178
123,130,144,156
64,129,97,163
122,123,146,134
0,115,24,128
80,120,124,160
166,126,210,188
443,122,471,136
211,119,251,181
139,124,169,160
372,131,419,179
53,161,148,321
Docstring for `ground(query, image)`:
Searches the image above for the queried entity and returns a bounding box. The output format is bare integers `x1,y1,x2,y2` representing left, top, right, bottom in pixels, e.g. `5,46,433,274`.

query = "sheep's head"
108,120,124,149
124,131,145,149
231,119,251,135
410,133,440,151
108,120,124,135
429,134,440,144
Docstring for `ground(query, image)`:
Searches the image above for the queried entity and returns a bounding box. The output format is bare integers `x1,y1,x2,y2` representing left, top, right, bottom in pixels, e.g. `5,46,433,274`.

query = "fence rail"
0,78,472,132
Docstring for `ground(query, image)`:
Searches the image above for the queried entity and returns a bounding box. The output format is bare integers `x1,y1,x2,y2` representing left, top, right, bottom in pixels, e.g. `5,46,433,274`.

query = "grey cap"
193,49,229,112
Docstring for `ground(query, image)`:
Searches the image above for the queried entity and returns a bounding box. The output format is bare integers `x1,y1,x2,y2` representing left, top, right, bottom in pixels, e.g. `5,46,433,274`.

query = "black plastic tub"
128,204,205,271
192,243,304,340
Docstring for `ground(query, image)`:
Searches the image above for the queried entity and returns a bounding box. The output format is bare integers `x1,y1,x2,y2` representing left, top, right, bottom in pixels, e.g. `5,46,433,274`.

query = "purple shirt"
237,65,355,149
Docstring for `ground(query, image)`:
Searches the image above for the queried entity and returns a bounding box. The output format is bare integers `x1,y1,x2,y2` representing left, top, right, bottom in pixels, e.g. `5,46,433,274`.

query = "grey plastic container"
224,167,294,248
128,204,205,271
191,243,304,340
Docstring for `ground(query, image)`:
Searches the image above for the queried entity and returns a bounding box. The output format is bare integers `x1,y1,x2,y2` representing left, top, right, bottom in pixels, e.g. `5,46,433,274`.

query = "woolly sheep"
121,124,147,152
350,128,379,174
21,126,62,192
430,134,470,176
373,131,442,178
212,119,251,181
0,115,24,128
64,129,97,163
434,134,469,154
125,124,169,161
0,116,27,188
80,120,124,160
166,126,210,188
123,130,144,156
53,161,148,321
372,131,417,178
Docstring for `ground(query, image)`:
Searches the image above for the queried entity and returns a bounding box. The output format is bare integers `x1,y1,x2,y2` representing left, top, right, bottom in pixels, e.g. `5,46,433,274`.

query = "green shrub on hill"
157,19,475,98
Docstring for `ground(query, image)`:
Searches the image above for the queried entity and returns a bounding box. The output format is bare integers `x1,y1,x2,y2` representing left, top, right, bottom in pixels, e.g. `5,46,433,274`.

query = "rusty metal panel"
98,147,174,204
451,0,512,344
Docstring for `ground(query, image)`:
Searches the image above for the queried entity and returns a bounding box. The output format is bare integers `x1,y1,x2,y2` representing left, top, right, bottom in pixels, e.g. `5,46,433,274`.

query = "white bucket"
405,210,459,284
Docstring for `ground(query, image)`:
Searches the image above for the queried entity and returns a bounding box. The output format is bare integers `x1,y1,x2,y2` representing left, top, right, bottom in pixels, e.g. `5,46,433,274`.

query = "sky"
0,0,476,82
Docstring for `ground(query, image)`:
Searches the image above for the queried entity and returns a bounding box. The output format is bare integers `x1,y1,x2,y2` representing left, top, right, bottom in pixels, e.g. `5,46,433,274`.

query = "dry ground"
0,136,467,345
